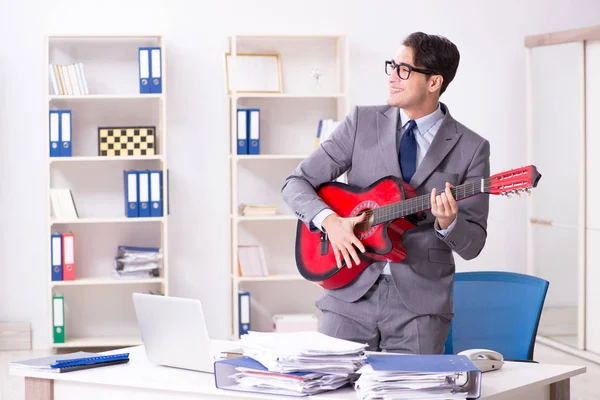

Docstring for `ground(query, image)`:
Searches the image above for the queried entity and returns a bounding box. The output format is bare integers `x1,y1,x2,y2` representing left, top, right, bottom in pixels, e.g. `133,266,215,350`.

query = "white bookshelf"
227,34,350,338
45,34,169,349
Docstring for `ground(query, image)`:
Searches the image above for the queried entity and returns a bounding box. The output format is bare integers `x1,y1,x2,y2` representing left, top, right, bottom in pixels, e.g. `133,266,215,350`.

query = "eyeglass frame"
385,60,439,80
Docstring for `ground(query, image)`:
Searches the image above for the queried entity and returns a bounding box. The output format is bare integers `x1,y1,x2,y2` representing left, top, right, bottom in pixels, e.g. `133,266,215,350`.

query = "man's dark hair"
403,32,460,95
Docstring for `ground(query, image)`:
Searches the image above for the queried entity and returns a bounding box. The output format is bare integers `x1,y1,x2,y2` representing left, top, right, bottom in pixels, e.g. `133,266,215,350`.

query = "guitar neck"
372,179,488,225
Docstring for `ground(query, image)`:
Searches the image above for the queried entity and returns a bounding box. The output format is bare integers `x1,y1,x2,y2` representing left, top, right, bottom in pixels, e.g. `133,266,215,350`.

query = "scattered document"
214,331,368,396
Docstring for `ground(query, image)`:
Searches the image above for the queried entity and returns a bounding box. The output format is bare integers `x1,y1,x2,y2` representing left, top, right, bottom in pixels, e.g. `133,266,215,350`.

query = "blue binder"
138,170,150,218
59,110,72,157
237,109,248,155
149,170,163,217
248,109,260,155
51,233,62,281
214,356,313,397
149,47,162,93
124,170,139,218
138,47,151,94
238,291,250,336
366,354,482,398
49,110,60,157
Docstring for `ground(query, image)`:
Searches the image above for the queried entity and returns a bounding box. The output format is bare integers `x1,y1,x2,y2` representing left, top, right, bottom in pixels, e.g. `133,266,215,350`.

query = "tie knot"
405,120,417,131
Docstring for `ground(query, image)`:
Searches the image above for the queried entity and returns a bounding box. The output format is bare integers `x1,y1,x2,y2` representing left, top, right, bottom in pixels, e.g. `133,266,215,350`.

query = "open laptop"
132,293,240,373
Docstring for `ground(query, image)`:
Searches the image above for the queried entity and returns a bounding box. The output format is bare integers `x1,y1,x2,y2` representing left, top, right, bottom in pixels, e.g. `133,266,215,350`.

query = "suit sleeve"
436,138,490,260
281,106,359,231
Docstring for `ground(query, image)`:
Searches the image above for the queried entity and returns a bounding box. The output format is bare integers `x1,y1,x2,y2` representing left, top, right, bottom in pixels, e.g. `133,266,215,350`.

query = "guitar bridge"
320,232,329,255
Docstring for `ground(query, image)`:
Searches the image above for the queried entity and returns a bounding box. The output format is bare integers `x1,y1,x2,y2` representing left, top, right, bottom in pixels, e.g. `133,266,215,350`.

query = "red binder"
62,232,75,280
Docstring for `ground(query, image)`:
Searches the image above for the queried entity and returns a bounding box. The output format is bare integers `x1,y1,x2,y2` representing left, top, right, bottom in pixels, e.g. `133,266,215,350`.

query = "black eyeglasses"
385,60,439,80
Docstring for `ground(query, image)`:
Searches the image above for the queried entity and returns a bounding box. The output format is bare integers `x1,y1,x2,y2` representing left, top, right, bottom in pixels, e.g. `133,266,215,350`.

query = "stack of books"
239,204,277,217
49,63,89,96
215,331,367,397
114,246,162,279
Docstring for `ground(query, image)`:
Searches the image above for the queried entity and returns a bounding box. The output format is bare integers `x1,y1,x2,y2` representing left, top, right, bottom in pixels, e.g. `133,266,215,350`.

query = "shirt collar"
399,103,445,136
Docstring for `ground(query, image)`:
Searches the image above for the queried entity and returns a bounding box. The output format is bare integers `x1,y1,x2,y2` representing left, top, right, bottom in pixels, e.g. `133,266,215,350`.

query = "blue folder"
214,356,316,397
368,354,479,372
366,354,481,398
50,353,129,369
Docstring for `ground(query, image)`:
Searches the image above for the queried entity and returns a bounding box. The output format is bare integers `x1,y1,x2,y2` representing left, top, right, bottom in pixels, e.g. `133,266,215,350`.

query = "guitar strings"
370,179,492,226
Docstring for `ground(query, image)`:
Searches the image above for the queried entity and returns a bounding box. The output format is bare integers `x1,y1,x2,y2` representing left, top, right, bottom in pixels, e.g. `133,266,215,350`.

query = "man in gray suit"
281,32,490,354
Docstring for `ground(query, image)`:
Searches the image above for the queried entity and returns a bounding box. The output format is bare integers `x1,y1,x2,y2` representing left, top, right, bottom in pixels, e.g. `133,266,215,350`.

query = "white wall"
1,0,599,348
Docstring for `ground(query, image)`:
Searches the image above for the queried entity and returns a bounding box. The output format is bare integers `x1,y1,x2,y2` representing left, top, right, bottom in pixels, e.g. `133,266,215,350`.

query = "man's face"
386,46,430,109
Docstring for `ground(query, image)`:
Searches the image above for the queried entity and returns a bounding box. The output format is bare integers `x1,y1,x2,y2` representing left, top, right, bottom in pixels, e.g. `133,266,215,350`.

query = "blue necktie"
399,119,418,183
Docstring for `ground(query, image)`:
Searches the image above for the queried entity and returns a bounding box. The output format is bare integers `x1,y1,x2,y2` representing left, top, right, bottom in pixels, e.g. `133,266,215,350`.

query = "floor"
2,341,600,400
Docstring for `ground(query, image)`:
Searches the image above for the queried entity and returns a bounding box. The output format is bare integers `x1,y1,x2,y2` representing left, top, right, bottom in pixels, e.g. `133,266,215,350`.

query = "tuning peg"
526,188,532,196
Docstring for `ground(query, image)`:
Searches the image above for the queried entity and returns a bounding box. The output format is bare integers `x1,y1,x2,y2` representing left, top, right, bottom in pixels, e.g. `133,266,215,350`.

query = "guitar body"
295,176,418,290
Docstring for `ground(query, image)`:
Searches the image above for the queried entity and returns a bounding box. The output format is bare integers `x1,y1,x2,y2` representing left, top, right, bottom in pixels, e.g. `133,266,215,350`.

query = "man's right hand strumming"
321,213,367,270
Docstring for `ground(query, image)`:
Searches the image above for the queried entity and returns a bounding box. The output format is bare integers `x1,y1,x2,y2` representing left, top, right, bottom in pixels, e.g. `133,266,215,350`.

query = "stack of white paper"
355,365,470,399
113,246,162,279
230,331,368,395
353,355,481,400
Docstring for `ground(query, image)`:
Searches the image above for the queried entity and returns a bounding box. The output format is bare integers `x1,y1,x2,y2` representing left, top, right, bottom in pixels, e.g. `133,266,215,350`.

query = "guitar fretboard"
371,179,488,226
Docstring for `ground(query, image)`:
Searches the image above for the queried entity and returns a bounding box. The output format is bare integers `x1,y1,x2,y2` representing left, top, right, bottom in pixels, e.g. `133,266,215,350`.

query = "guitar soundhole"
351,201,378,240
355,210,372,233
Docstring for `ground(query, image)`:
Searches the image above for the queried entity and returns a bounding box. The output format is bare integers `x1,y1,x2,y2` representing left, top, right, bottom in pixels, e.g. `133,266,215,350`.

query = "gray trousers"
316,275,452,354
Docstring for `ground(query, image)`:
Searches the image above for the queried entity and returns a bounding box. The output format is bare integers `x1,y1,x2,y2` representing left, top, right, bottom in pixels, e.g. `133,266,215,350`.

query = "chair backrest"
444,271,549,361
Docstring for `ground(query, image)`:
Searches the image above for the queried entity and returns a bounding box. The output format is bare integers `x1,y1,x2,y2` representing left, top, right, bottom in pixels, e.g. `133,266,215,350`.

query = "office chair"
444,271,549,361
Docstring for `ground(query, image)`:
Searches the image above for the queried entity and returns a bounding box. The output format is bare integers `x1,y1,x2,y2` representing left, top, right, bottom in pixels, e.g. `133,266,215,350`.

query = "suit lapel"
377,107,401,177
409,109,462,189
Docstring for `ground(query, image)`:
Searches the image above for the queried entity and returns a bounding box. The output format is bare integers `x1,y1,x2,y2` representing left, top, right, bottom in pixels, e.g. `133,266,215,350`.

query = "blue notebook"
9,351,130,373
50,353,129,368
367,354,479,372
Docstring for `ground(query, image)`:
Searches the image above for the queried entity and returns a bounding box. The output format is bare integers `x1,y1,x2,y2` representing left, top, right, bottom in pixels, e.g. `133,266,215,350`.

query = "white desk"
10,346,585,400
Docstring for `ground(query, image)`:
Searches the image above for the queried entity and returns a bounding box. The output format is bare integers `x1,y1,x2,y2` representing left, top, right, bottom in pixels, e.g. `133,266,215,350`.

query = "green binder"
53,296,64,343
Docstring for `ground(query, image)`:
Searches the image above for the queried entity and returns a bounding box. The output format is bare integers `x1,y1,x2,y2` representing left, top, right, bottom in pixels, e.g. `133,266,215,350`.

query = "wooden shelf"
52,336,143,348
235,33,345,39
236,274,306,282
234,154,308,160
51,277,164,287
235,215,297,222
49,94,163,101
50,155,164,163
48,34,162,39
228,33,349,338
46,34,169,354
232,93,345,98
50,217,165,225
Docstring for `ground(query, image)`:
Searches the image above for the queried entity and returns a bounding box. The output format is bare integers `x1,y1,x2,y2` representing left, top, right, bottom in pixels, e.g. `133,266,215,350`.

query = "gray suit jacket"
281,103,490,316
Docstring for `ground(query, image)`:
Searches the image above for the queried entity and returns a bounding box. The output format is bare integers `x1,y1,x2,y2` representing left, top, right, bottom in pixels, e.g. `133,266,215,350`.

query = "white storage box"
272,314,319,333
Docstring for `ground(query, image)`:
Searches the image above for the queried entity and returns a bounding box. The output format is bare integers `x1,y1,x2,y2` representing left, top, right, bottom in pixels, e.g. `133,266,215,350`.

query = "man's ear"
429,75,443,93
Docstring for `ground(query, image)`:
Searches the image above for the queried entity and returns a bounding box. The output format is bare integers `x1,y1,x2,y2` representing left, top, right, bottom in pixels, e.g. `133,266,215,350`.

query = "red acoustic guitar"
295,165,541,290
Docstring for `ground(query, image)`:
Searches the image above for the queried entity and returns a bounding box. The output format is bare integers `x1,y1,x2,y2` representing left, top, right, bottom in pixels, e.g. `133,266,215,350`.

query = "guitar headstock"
487,165,542,196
